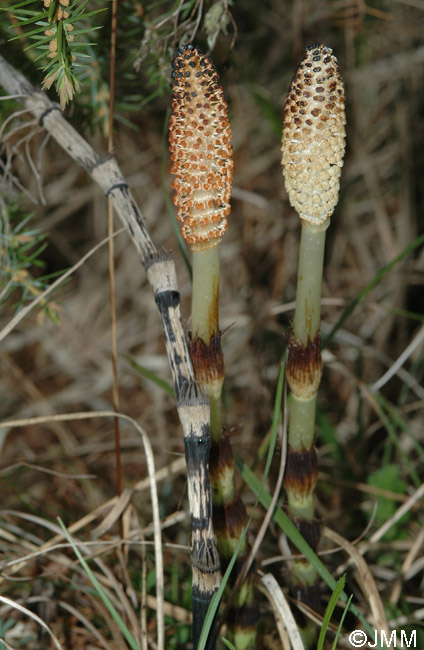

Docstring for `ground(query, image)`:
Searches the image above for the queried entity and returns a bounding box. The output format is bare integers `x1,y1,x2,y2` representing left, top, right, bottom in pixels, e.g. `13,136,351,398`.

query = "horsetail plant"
169,44,258,649
281,43,346,621
168,43,231,416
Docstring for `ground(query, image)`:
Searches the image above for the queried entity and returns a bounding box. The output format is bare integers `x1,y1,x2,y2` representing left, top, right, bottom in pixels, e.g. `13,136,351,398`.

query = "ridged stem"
191,246,223,443
284,219,328,610
288,393,317,452
210,394,223,445
192,247,221,345
190,249,257,649
293,221,328,345
209,434,257,649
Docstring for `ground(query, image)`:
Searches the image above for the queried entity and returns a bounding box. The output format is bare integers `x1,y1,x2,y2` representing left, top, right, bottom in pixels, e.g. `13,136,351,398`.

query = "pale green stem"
293,220,329,345
191,245,223,443
288,218,329,587
288,395,316,452
289,218,329,459
192,245,256,648
192,246,221,344
209,394,222,445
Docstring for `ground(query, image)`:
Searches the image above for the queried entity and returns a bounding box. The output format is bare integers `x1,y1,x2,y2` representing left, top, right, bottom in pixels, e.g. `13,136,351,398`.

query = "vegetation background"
0,0,423,648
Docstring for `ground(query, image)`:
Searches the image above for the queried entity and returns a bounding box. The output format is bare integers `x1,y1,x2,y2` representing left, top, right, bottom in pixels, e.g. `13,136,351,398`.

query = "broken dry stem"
0,54,223,650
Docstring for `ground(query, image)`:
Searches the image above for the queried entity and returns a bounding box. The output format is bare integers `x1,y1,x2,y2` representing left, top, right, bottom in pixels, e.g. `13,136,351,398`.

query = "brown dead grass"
1,1,424,648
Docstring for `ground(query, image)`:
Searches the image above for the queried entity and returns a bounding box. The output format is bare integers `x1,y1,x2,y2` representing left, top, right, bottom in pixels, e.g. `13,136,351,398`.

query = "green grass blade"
234,456,384,650
250,84,281,136
375,393,424,464
367,392,421,488
197,527,247,650
127,356,174,397
332,594,353,650
317,573,346,650
3,0,42,9
58,519,141,650
323,232,424,348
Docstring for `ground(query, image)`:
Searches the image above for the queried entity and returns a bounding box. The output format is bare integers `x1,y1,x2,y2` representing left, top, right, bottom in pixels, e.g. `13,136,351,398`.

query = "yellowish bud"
282,43,346,225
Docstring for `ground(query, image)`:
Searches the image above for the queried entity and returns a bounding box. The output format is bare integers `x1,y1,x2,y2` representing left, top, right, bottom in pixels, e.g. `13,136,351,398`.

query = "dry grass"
1,1,423,648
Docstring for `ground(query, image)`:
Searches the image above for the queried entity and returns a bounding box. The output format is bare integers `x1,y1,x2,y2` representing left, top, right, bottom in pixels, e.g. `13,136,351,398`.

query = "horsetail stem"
169,42,232,432
281,43,346,614
191,247,220,344
169,44,257,649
